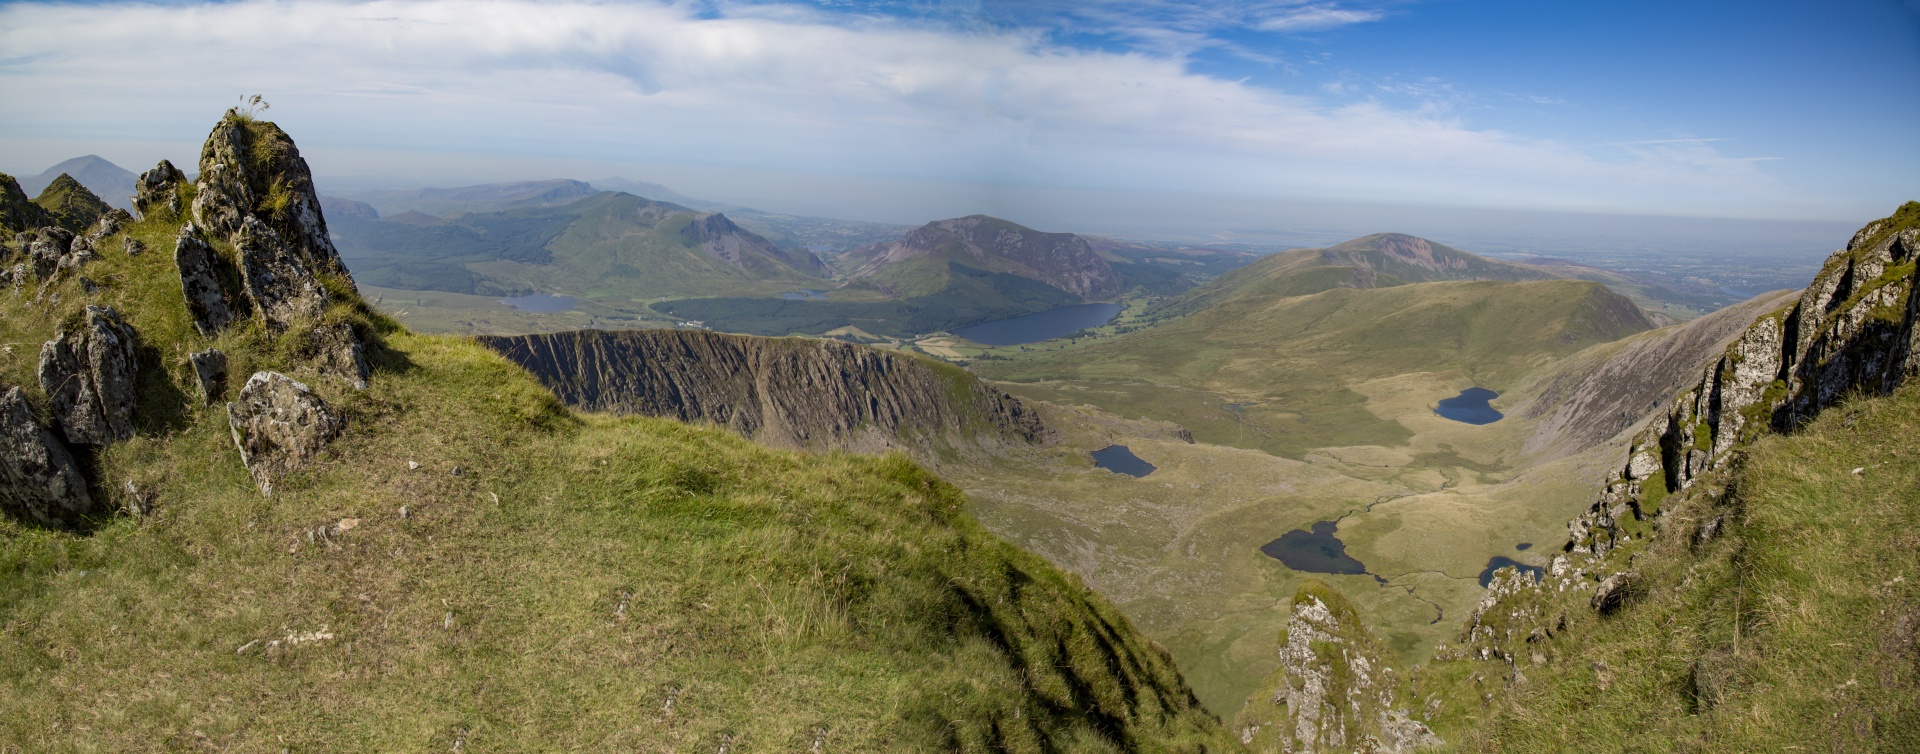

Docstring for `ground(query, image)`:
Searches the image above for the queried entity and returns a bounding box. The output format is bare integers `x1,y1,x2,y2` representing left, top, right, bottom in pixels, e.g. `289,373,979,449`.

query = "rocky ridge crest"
480,328,1053,458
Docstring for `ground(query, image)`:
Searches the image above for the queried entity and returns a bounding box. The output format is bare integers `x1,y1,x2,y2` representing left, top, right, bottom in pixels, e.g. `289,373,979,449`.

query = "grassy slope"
979,279,1651,459
0,205,1232,751
1424,381,1920,752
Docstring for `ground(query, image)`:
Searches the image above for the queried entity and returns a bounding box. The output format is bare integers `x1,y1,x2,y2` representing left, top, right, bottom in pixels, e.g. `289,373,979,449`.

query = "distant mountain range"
15,155,137,211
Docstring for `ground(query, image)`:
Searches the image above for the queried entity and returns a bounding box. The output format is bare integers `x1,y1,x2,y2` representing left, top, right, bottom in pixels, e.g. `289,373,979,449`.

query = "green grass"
0,205,1234,751
1426,381,1920,752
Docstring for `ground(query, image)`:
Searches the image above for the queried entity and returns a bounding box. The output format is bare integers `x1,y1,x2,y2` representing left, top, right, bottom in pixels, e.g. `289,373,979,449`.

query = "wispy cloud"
0,0,1799,217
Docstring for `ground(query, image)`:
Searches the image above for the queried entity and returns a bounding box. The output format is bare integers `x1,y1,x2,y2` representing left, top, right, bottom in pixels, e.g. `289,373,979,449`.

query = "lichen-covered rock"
0,385,96,527
298,322,369,390
225,371,342,497
190,348,229,406
133,159,188,221
1237,583,1441,753
24,227,76,279
1590,571,1639,614
235,216,328,332
123,237,145,256
85,209,131,246
174,224,236,337
191,115,351,281
37,305,139,446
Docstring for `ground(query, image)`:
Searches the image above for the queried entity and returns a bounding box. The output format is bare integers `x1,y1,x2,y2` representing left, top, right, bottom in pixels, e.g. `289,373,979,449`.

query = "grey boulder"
226,371,342,497
190,348,230,406
235,216,327,332
134,159,189,221
0,386,96,527
174,224,235,337
37,305,139,446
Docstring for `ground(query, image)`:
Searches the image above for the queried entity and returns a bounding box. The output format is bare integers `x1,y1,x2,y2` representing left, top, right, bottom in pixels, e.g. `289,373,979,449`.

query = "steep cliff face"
1429,203,1920,751
481,329,1053,455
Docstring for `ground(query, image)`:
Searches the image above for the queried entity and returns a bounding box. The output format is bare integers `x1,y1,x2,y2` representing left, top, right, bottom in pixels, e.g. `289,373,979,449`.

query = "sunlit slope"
980,278,1653,458
0,118,1232,752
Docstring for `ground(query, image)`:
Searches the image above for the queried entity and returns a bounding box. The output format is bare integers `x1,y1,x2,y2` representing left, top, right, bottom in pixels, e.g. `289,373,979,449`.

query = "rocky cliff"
481,329,1053,456
1425,203,1920,750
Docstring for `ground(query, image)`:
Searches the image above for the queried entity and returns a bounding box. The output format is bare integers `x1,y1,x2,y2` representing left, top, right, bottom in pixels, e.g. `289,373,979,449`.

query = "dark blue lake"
1260,521,1369,575
1435,387,1503,424
951,303,1122,346
500,293,576,313
1516,542,1533,551
1091,445,1155,477
1478,556,1545,587
780,289,829,300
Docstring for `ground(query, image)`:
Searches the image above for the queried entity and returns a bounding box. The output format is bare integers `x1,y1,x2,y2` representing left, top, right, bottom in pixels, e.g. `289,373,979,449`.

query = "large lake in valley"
1435,387,1504,424
950,303,1122,346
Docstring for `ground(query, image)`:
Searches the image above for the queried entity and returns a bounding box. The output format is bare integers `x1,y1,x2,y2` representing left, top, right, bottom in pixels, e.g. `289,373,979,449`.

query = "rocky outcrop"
190,348,229,406
173,224,239,336
0,385,97,527
22,227,80,279
1559,204,1920,559
298,322,368,390
225,371,343,497
235,216,328,332
1459,203,1920,657
191,115,350,281
32,174,112,233
0,173,56,234
1237,583,1442,753
37,305,139,447
481,329,1052,455
134,160,189,221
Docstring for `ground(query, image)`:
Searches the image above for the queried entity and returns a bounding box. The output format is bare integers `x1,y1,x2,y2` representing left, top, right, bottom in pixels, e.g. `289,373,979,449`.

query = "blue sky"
1,0,1915,235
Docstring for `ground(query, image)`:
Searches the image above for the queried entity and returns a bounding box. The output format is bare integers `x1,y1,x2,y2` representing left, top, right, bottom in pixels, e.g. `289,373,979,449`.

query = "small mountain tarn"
1260,521,1374,578
1090,444,1155,477
1434,386,1504,424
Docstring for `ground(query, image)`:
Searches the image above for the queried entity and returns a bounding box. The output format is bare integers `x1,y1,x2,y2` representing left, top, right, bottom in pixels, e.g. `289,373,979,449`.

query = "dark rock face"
134,160,189,221
37,305,139,447
0,386,96,527
173,224,237,336
235,216,327,332
191,116,350,280
481,329,1053,454
299,322,368,390
225,371,342,497
0,173,57,234
190,348,230,406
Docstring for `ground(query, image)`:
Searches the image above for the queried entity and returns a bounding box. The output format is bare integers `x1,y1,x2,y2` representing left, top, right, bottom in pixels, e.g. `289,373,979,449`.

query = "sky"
1,0,1916,244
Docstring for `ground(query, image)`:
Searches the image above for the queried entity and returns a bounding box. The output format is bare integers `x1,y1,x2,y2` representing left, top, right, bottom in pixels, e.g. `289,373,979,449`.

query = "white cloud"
0,0,1810,218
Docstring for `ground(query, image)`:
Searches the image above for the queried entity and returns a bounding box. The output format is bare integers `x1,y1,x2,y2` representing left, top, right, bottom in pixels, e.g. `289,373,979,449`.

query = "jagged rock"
0,385,96,527
173,224,236,336
85,209,131,246
225,371,342,497
133,159,188,221
0,172,56,234
1590,571,1639,615
37,305,139,446
190,348,229,405
235,216,328,332
191,115,351,281
1237,584,1441,754
24,227,76,279
299,322,368,389
124,237,144,256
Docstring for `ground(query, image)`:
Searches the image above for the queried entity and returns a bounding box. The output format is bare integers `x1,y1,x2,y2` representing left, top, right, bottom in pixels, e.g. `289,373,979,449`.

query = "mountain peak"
19,156,137,211
852,214,1121,300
